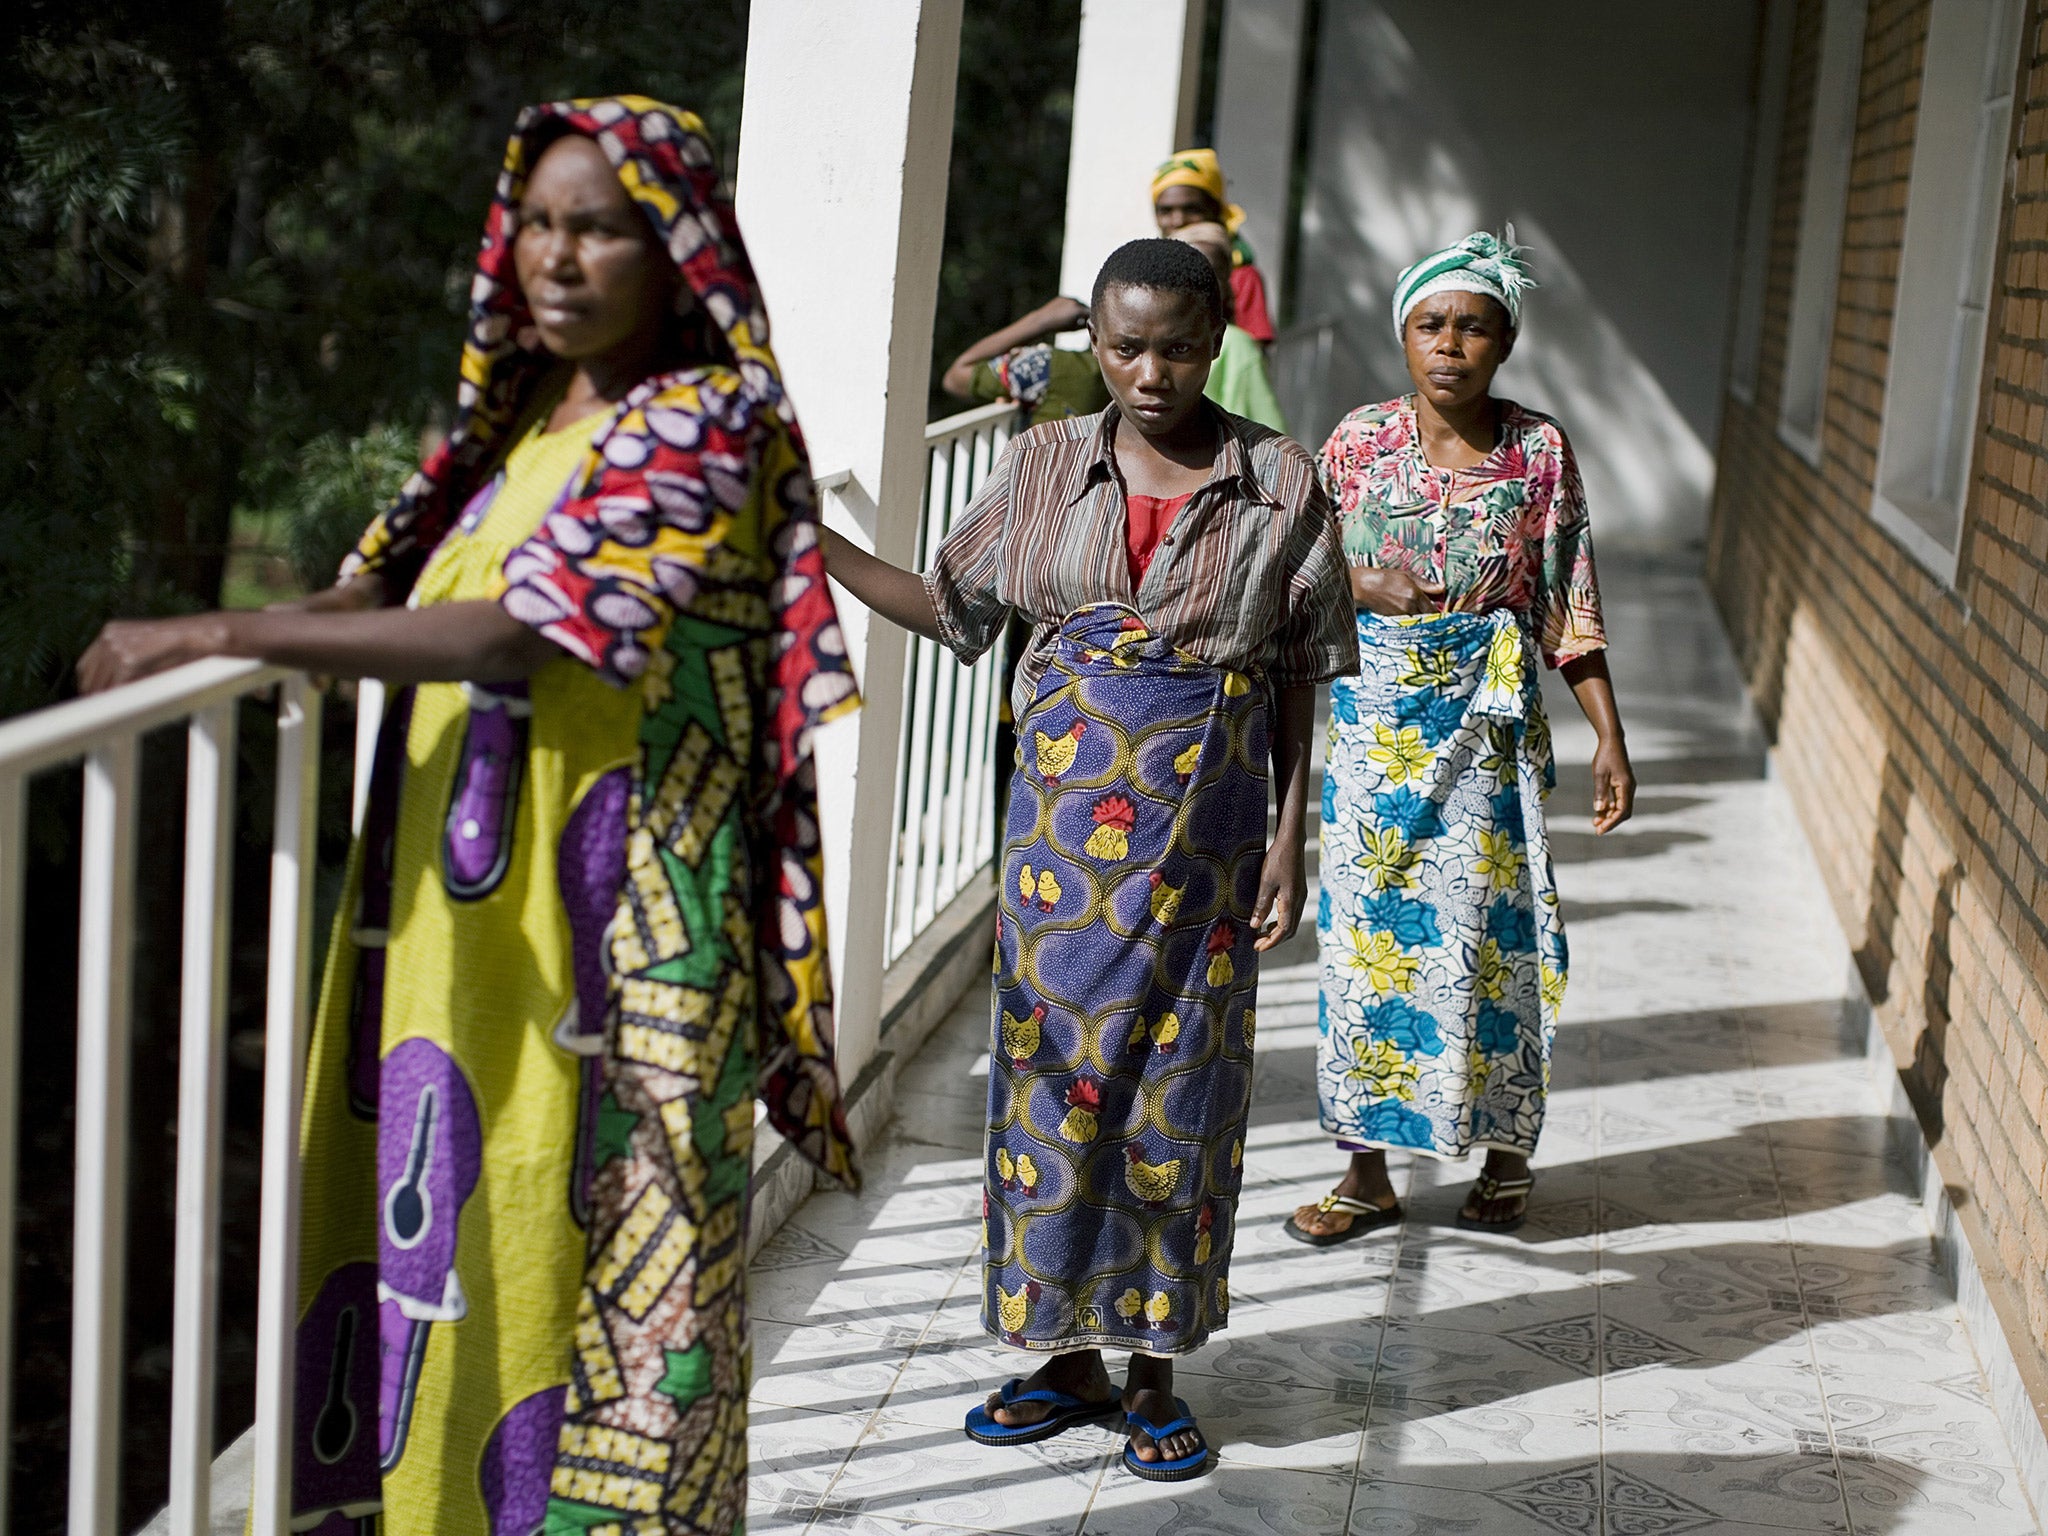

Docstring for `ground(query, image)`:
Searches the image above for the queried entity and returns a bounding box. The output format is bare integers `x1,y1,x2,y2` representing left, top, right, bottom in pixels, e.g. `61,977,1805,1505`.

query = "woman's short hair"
1091,238,1226,334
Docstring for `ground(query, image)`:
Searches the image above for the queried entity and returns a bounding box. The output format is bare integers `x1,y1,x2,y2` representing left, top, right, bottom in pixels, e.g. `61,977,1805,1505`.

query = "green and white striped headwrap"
1391,226,1537,338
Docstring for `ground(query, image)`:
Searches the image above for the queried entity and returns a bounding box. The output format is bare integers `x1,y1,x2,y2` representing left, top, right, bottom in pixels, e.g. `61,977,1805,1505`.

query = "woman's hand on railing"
78,597,558,695
77,613,239,695
77,572,394,694
1348,563,1445,616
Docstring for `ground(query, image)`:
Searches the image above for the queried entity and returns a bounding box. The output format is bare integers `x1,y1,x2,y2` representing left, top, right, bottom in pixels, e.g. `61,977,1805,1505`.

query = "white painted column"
1056,0,1209,302
1212,0,1308,316
737,0,963,1090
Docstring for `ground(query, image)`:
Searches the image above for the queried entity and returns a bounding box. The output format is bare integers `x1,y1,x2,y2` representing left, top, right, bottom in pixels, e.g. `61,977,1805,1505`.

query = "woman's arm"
940,296,1091,399
1252,681,1316,952
1559,650,1634,834
77,600,559,694
817,526,943,641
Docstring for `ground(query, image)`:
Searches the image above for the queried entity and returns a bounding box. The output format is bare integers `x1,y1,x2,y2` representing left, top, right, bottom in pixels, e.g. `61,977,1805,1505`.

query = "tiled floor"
746,564,2044,1536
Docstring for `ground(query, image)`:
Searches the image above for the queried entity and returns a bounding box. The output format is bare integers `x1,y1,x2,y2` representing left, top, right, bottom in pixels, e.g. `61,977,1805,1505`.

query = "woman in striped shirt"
822,237,1355,1481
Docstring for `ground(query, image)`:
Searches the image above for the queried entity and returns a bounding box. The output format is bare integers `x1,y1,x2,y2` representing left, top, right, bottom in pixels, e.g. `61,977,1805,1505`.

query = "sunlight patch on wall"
1286,3,1726,552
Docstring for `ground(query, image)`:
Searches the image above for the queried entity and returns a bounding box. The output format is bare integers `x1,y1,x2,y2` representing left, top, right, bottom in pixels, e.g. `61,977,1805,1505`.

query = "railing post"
351,679,385,837
168,703,238,1536
69,738,139,1536
0,771,22,1536
251,678,321,1535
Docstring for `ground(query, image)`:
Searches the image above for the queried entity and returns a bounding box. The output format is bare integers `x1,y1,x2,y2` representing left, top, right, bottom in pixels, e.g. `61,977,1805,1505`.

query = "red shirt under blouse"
1125,491,1193,589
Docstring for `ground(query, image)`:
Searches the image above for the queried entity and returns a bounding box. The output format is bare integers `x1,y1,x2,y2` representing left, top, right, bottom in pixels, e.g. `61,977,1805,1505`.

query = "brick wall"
1708,0,2048,1423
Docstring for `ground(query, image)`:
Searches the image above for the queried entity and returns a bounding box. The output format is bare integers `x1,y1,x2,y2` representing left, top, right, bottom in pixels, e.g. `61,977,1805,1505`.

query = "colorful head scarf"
1391,226,1537,338
342,96,860,1183
342,94,854,787
1152,147,1256,266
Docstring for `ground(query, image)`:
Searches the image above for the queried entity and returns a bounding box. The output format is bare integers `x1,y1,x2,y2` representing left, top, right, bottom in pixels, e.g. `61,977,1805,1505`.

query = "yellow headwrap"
1152,148,1251,264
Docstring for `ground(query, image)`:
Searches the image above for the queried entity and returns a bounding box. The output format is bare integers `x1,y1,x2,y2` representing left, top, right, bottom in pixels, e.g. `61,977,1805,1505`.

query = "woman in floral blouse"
1286,231,1635,1241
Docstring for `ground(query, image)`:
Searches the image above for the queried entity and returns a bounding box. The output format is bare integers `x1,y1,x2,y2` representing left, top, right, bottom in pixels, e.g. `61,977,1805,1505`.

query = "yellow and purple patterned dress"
288,98,857,1536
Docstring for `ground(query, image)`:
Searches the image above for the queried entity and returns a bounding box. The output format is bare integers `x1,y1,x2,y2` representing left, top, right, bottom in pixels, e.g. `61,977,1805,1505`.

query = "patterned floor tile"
1384,1242,1603,1331
1189,1375,1369,1473
1367,1322,1601,1422
1602,1358,1829,1442
810,1518,1019,1536
1838,1451,2043,1533
1357,1401,1594,1485
1816,1368,2031,1470
1600,1416,1849,1532
880,1334,1081,1433
830,1410,1110,1536
1173,1310,1384,1392
1083,1464,1355,1535
749,1405,876,1527
1347,1477,1602,1535
1596,1242,1810,1363
1791,1240,1954,1322
754,1314,929,1413
1783,1194,1936,1249
1805,1313,1982,1385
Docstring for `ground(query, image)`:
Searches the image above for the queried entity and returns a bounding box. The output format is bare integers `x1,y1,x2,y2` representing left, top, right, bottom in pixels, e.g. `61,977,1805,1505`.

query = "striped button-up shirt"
923,404,1358,720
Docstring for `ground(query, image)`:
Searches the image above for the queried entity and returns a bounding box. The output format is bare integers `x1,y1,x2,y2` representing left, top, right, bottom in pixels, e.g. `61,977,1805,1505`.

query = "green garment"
969,344,1111,424
1205,323,1286,433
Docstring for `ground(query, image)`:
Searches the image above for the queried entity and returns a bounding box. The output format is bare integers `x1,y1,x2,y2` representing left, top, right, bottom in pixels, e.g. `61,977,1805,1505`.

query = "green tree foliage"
278,422,420,592
0,0,749,721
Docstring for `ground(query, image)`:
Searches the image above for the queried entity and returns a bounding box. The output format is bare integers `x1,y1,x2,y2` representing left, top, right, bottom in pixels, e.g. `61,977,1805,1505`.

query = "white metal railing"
0,658,348,1536
884,401,1018,962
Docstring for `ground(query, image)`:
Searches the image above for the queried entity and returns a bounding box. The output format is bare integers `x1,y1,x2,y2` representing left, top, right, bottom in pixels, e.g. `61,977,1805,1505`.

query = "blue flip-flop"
963,1377,1121,1446
1122,1397,1211,1481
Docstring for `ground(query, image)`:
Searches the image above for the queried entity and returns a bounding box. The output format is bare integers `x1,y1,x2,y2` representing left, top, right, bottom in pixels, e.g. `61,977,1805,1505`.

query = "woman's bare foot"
986,1348,1114,1428
1123,1353,1202,1464
1459,1148,1533,1225
1289,1149,1399,1239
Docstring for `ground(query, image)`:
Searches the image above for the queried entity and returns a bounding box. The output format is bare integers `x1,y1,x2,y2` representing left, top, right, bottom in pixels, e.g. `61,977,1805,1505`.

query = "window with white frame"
1730,0,1798,404
1871,0,2025,580
1778,0,1869,460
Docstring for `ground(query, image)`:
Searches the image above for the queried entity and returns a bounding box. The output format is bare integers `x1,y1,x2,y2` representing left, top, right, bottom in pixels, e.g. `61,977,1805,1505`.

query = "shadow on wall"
1284,0,1756,552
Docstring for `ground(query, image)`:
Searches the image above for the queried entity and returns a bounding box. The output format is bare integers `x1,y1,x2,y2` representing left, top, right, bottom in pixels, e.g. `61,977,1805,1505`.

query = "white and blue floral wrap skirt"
1315,608,1566,1158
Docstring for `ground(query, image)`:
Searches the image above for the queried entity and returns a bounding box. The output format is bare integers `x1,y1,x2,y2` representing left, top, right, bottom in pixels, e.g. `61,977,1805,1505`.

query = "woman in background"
1152,147,1276,345
1288,231,1634,1245
79,97,856,1535
941,294,1111,425
1173,220,1287,433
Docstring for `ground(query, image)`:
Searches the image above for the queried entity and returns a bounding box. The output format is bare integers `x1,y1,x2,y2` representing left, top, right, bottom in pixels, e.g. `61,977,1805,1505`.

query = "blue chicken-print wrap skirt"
983,604,1266,1355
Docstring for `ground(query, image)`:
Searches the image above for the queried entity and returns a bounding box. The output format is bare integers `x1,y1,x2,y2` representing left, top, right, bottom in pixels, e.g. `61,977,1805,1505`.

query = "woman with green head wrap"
1287,229,1636,1242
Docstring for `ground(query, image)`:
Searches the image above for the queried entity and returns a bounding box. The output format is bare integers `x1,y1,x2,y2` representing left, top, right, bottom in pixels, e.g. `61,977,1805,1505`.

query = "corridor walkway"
743,565,2044,1536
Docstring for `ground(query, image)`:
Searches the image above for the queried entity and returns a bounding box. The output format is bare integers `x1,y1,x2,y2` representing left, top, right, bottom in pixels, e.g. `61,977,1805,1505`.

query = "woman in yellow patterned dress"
77,99,857,1535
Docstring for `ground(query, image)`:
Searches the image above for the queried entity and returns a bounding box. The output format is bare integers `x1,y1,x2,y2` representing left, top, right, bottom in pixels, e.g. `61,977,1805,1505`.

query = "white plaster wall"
1288,1,1756,551
1213,0,1308,315
1057,0,1208,302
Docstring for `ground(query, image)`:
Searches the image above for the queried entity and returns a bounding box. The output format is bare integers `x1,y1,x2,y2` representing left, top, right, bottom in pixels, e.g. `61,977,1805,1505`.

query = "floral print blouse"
1317,396,1606,668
